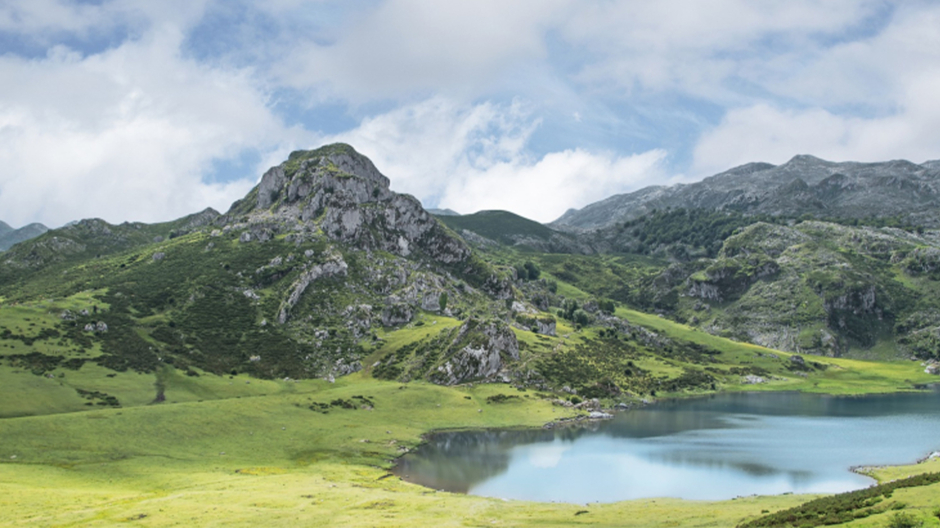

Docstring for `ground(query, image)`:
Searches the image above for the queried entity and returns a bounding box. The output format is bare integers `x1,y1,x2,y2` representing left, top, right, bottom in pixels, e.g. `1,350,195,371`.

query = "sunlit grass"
1,375,819,528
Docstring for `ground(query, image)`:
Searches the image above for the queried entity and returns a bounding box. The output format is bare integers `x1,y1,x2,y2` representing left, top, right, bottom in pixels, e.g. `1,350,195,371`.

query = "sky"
2,1,940,228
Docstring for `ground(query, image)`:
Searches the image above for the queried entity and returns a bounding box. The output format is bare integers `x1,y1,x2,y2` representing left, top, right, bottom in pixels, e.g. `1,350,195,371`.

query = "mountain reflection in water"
394,389,940,503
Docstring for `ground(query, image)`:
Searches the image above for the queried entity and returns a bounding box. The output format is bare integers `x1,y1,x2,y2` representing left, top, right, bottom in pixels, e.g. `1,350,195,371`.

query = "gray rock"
381,303,414,327
277,253,349,324
432,321,519,385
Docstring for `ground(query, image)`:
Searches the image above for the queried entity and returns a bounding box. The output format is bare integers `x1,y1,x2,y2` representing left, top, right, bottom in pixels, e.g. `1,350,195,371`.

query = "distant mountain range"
551,155,940,231
0,221,49,251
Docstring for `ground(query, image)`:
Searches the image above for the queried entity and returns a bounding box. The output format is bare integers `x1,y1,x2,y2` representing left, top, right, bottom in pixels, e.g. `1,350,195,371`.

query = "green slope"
437,209,568,246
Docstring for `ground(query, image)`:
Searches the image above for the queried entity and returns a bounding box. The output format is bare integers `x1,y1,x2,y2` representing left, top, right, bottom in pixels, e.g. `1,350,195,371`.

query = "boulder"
431,320,519,385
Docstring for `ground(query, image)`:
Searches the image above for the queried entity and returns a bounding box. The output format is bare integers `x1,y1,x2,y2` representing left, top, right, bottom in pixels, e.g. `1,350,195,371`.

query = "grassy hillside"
437,210,561,245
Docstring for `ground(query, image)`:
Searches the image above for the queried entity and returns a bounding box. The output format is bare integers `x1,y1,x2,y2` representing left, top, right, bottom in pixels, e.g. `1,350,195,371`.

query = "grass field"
2,367,939,527
3,289,940,526
1,374,829,528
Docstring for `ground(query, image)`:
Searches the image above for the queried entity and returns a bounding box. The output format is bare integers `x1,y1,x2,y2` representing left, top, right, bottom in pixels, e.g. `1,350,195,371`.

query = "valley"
3,144,940,527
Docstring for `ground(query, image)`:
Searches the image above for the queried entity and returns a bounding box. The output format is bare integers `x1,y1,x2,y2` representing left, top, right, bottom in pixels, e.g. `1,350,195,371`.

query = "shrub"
887,512,920,528
572,309,591,326
524,261,540,280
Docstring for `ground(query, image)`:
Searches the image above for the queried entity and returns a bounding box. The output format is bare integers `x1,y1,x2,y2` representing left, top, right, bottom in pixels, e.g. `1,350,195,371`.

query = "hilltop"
0,221,49,251
552,155,940,231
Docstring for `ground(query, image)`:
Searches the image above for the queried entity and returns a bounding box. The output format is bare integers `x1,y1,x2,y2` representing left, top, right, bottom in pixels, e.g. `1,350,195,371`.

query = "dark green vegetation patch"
738,472,940,528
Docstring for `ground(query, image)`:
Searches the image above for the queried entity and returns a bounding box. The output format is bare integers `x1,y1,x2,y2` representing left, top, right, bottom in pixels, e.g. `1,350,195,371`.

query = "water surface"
395,390,940,502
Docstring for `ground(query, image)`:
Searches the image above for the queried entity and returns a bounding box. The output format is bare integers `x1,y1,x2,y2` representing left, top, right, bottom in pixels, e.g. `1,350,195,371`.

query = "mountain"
552,155,940,231
4,143,940,421
0,211,215,275
0,144,527,385
428,208,460,216
0,222,49,251
436,210,592,253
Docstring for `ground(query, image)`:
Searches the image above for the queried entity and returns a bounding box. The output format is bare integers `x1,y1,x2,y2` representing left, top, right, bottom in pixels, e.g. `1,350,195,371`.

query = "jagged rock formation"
277,251,349,324
228,144,470,264
553,155,940,231
429,320,520,385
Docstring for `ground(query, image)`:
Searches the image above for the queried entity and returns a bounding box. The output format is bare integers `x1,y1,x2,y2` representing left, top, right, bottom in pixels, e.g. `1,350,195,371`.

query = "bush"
572,309,591,326
888,512,920,528
524,261,541,280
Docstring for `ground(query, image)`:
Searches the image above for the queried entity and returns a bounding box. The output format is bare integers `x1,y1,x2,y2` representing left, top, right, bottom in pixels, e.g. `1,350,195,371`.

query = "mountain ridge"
551,155,940,232
0,222,49,251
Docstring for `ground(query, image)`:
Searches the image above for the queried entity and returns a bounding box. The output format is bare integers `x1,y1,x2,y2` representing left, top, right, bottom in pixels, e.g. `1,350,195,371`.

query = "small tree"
439,292,448,312
523,261,541,280
572,309,590,327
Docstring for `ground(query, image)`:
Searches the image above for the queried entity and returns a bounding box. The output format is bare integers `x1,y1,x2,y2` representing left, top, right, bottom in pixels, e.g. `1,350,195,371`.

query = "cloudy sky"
2,1,940,228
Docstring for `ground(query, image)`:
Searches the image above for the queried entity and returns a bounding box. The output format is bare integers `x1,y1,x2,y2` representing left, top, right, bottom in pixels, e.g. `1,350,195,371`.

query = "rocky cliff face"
429,320,520,385
553,155,940,231
229,144,471,265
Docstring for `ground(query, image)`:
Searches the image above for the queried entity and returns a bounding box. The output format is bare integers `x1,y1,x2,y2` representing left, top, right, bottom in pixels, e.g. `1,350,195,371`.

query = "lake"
394,389,940,503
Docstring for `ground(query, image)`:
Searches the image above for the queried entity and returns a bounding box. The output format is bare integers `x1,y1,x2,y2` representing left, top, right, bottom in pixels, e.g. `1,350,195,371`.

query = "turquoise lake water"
394,389,940,502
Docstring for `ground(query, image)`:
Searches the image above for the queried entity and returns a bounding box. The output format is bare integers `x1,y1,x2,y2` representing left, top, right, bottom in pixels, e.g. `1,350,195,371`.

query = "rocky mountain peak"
553,154,940,231
782,154,830,166
227,143,471,264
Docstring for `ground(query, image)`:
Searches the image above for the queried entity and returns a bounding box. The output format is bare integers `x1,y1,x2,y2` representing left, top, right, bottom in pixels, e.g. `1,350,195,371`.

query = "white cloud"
0,28,304,227
692,3,940,174
328,97,667,223
440,147,667,223
0,0,211,41
4,0,938,230
560,0,884,100
274,0,568,101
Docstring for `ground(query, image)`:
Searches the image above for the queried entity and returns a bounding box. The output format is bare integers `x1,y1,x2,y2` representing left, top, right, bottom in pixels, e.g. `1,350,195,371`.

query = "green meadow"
0,375,818,528
2,355,939,527
2,284,940,526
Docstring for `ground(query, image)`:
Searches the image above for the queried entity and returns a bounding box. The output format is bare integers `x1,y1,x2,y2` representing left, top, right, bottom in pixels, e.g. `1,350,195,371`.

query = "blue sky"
2,1,940,227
